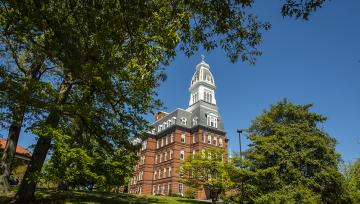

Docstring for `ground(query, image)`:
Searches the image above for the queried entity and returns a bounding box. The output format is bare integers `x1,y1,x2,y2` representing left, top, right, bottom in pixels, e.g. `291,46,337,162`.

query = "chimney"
154,111,168,121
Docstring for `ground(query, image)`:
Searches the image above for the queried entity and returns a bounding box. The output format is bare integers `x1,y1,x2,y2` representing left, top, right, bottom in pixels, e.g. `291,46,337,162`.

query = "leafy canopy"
180,147,233,203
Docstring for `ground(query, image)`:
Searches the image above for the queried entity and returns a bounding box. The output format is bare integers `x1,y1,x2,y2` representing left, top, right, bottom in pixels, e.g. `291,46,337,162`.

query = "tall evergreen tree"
228,100,349,203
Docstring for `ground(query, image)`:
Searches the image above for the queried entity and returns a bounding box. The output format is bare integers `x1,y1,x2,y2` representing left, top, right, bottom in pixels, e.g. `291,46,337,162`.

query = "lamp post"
237,128,243,159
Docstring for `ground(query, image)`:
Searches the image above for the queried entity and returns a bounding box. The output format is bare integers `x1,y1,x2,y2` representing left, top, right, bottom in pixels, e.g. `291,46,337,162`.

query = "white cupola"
189,55,217,106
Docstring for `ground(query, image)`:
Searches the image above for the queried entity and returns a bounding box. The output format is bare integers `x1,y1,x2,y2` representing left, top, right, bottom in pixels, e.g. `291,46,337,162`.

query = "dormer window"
171,117,176,125
158,125,162,132
180,117,187,125
206,113,218,128
192,117,198,126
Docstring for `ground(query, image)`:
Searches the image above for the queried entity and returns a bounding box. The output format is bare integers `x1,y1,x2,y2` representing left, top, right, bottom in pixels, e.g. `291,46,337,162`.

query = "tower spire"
189,56,216,106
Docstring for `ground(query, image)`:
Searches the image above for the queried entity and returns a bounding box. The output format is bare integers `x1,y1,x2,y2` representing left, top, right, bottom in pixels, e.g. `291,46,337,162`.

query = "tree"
180,147,233,204
0,30,55,192
228,100,349,203
343,159,360,203
0,0,328,201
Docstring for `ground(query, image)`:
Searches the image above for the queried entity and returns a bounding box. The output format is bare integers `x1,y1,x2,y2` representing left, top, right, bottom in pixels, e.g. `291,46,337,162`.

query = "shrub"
184,187,196,199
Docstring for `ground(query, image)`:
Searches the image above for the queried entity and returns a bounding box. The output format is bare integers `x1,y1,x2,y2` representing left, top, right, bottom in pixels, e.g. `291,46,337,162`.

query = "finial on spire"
201,54,205,62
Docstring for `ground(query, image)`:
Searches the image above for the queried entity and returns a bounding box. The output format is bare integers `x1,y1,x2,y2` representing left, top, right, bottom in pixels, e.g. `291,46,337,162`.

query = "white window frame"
179,183,184,196
181,133,185,143
170,150,173,159
180,150,185,160
180,117,187,125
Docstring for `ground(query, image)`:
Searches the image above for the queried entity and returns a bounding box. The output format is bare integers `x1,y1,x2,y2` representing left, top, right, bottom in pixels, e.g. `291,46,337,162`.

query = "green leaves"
180,148,233,203
228,100,348,203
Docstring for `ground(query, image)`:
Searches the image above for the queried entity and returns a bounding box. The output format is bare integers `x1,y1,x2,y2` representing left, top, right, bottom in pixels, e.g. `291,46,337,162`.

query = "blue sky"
152,1,360,163
3,1,359,163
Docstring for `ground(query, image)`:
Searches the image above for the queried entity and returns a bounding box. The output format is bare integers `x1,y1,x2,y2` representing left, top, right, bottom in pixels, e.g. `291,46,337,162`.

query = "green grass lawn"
0,190,209,204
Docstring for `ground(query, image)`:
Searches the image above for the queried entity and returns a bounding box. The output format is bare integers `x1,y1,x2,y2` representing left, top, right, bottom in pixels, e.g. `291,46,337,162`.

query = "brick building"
128,57,228,200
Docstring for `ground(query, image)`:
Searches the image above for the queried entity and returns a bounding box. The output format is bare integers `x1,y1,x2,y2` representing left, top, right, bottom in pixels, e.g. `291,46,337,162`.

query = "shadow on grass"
0,190,209,204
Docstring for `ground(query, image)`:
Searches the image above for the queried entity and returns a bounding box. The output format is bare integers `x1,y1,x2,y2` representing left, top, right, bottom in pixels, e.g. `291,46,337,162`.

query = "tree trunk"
0,59,43,193
0,110,24,193
16,75,73,202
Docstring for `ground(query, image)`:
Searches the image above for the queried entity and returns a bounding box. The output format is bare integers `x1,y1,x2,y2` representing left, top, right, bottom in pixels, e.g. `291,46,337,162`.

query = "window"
208,135,211,144
168,166,172,177
171,133,174,143
166,136,169,145
163,122,167,129
202,132,206,143
160,153,162,163
192,117,198,126
168,183,172,194
192,134,195,143
153,186,156,195
213,137,217,146
158,169,161,179
193,150,196,157
163,168,166,178
165,152,167,161
207,113,218,128
161,184,165,194
158,125,162,132
179,183,184,196
180,117,187,125
219,138,223,146
155,155,158,164
156,140,159,149
170,150,173,159
161,138,164,147
180,150,185,160
181,133,185,143
152,128,156,134
154,170,157,180
171,117,176,125
157,185,160,194
192,92,198,104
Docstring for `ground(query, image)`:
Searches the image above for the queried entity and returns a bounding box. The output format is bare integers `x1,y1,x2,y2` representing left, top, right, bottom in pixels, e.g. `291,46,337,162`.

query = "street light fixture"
237,128,243,158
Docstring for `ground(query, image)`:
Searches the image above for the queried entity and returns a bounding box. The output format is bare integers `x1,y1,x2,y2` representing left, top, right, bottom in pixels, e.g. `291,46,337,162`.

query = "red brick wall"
129,127,228,200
